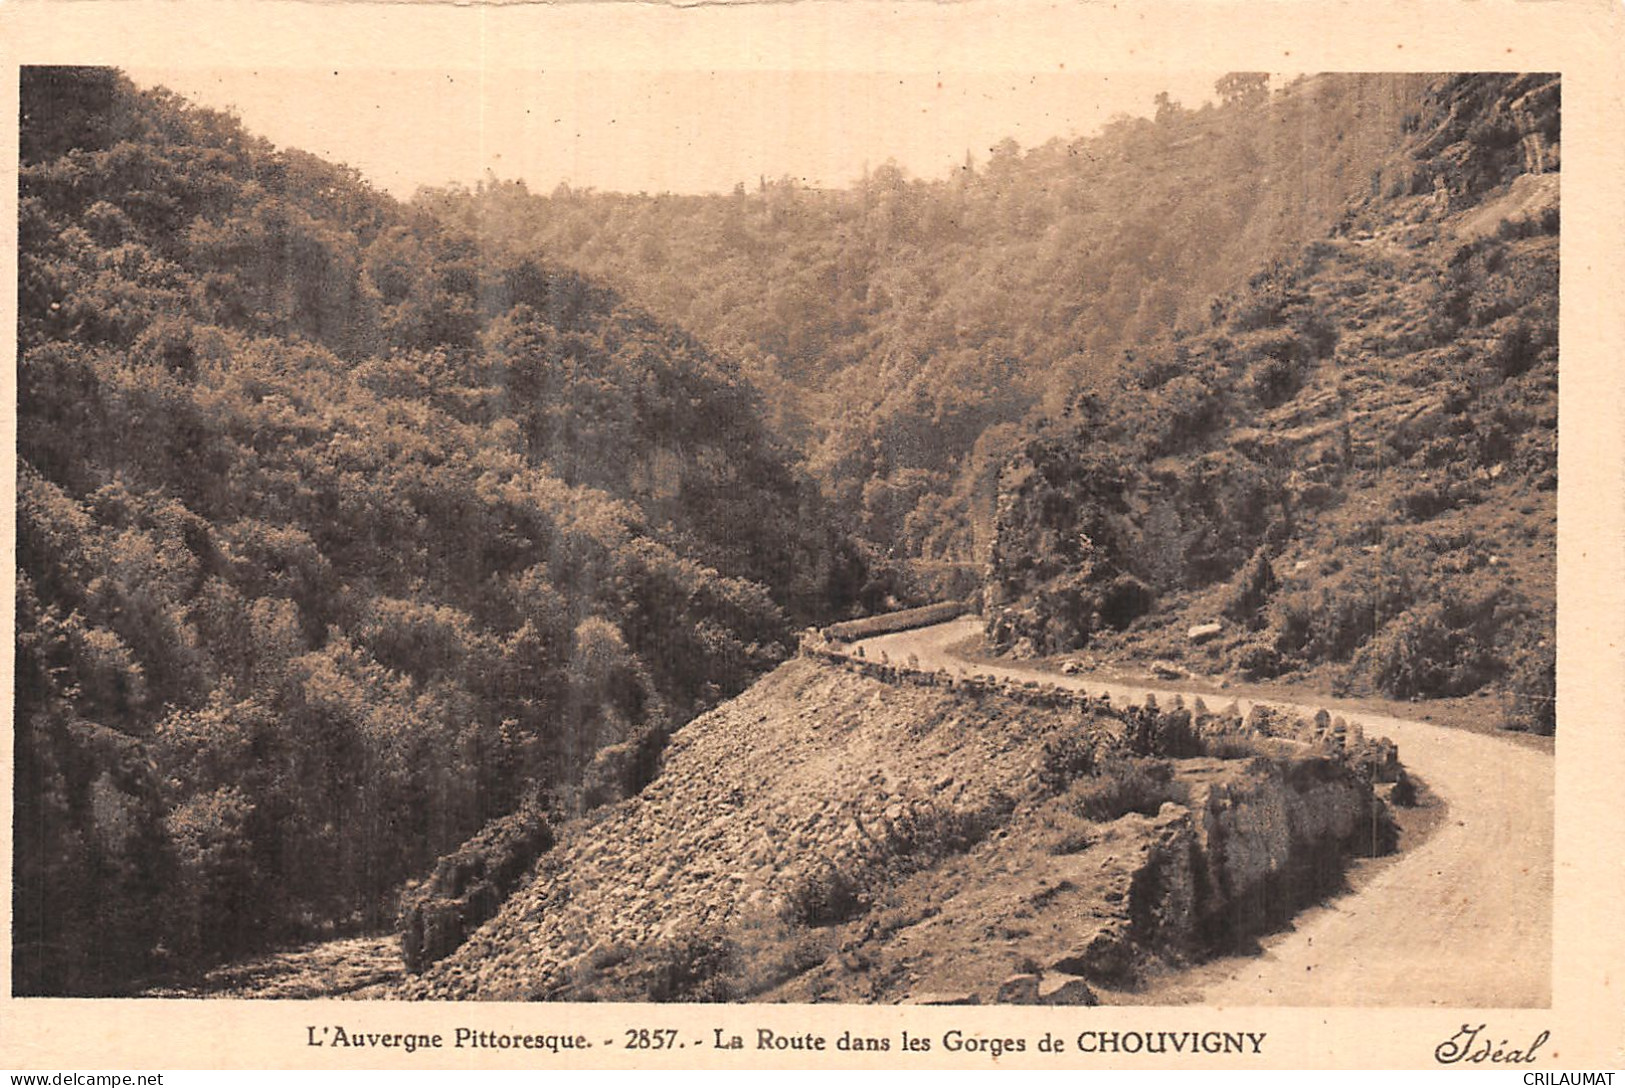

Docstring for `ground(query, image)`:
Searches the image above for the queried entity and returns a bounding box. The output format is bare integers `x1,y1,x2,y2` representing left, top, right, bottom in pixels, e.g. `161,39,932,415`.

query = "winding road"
854,618,1554,1007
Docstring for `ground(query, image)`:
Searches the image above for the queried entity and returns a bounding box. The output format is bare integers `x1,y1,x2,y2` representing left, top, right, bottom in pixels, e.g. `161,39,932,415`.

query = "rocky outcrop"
1030,757,1388,988
1183,757,1394,950
398,806,554,974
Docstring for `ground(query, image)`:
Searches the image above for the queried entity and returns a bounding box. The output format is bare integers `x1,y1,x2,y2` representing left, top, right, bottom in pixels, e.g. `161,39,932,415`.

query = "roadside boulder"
1038,974,1100,1006
996,973,1041,1004
1049,921,1135,982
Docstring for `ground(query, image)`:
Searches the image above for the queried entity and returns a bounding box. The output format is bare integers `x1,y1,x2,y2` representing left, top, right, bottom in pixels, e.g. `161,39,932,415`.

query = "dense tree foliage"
14,67,862,993
421,74,1437,584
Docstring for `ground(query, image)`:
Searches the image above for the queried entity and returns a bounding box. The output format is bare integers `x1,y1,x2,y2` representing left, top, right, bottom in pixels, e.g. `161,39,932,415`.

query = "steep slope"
404,652,1398,1003
984,73,1558,725
14,66,860,995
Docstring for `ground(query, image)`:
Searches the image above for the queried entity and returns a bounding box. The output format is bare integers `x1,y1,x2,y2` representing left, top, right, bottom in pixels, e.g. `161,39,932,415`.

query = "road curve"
853,618,1554,1007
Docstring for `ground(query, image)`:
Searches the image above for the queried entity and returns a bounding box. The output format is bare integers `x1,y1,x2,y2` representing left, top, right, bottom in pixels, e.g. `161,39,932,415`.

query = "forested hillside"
984,74,1558,722
411,71,1557,719
14,67,861,994
422,73,1438,584
12,67,1560,999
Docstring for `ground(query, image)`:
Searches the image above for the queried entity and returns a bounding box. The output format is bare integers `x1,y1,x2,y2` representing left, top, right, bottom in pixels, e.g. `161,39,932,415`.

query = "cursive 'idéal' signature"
1435,1023,1551,1065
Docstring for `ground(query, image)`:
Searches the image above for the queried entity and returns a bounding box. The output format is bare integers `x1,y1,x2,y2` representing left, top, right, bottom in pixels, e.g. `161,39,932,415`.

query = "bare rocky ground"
384,639,1396,1003
142,936,402,999
396,657,1125,1001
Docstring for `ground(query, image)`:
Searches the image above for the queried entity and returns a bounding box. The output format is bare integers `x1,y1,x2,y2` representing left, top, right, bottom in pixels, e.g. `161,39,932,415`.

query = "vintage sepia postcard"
1,0,1622,1073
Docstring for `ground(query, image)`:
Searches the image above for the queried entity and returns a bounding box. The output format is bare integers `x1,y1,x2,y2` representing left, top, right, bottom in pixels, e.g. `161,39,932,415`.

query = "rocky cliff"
980,73,1558,726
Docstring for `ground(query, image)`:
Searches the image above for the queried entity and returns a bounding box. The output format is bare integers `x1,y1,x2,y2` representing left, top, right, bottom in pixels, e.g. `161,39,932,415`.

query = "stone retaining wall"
817,602,968,642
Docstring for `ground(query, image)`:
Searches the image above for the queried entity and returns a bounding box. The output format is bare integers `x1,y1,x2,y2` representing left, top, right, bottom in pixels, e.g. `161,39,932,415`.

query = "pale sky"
125,67,1255,197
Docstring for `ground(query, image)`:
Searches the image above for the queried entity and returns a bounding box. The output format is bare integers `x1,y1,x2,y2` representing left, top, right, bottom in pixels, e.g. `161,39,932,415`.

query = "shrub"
1125,704,1160,757
1355,607,1451,698
1231,264,1295,331
1132,350,1184,391
881,801,995,862
1233,641,1284,680
641,929,738,1002
1247,352,1304,409
783,860,867,927
1286,588,1378,661
1270,553,1421,664
1388,770,1419,808
1147,374,1227,453
1397,476,1482,521
1269,591,1315,655
1501,644,1556,735
1047,824,1097,855
1397,483,1454,521
586,942,634,971
1292,309,1339,360
1039,731,1100,793
1152,707,1202,758
1352,605,1497,699
1069,758,1185,822
580,721,670,809
1485,317,1540,379
1299,239,1342,276
1098,573,1155,630
1223,548,1278,627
